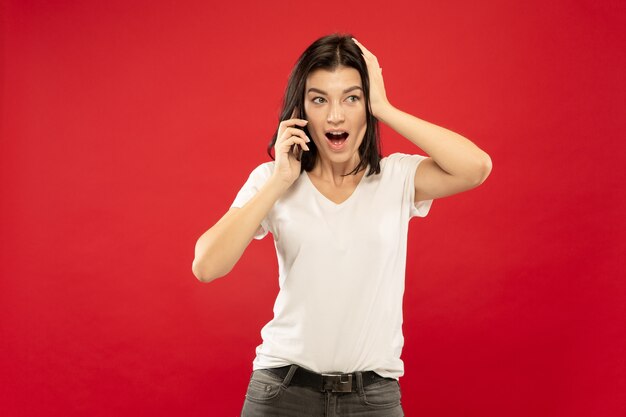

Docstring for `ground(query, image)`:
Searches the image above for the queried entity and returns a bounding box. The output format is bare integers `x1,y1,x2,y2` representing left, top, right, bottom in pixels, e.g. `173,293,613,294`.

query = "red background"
1,1,624,416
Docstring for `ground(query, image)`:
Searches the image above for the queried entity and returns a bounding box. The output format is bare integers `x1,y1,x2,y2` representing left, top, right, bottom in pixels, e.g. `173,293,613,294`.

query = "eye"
347,95,360,102
312,97,326,104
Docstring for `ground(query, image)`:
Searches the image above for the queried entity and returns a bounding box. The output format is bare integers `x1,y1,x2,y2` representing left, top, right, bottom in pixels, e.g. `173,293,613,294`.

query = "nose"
326,101,345,125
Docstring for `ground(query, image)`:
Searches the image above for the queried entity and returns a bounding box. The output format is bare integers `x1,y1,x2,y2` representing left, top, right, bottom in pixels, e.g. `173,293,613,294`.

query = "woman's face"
303,65,367,165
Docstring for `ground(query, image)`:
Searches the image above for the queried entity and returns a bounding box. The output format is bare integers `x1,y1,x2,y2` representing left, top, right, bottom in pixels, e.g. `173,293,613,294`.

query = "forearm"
192,176,287,282
377,104,491,181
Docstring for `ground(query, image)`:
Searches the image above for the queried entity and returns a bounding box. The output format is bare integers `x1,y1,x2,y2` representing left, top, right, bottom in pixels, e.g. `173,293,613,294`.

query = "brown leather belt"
264,365,393,393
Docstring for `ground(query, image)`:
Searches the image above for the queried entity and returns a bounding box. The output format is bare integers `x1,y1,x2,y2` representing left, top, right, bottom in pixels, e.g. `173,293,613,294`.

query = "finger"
277,129,310,147
287,135,311,151
352,37,365,49
352,38,371,55
278,118,308,136
282,127,311,142
352,38,379,64
279,139,308,163
277,128,310,148
291,143,304,161
280,118,308,127
278,135,310,152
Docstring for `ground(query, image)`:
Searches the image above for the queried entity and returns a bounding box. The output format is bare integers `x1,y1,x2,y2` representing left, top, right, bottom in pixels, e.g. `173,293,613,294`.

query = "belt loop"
355,371,365,394
282,364,298,387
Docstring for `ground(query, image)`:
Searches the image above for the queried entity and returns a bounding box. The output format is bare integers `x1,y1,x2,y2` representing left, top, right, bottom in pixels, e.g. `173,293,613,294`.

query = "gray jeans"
241,364,404,416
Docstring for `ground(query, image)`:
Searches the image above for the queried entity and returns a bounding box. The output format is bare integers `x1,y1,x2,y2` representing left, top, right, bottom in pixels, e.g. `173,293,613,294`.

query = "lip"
325,133,349,151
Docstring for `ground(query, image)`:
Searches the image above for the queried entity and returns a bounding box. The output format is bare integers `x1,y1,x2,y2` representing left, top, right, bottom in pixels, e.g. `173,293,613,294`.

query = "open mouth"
325,132,349,150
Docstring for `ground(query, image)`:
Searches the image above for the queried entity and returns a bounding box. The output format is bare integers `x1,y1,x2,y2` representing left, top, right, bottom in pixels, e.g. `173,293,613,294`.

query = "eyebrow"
306,86,363,95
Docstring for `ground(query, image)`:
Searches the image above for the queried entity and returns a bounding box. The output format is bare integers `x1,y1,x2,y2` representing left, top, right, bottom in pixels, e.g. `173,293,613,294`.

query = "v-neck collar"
303,165,369,208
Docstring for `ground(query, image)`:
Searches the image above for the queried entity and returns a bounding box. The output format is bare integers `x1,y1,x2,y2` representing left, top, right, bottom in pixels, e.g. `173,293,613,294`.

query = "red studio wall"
1,1,624,416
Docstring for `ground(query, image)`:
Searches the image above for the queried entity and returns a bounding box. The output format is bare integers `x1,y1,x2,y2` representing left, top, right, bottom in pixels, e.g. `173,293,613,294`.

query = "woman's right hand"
272,109,311,188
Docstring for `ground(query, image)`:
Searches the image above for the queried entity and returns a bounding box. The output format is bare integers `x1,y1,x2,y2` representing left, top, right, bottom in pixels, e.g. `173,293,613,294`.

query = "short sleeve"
230,162,275,240
391,152,434,218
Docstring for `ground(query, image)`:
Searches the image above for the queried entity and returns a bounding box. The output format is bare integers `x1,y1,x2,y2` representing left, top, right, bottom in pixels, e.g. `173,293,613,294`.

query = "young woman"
193,33,492,417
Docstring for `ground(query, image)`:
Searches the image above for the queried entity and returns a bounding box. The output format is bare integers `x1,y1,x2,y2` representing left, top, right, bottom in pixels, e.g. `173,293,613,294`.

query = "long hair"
266,33,382,177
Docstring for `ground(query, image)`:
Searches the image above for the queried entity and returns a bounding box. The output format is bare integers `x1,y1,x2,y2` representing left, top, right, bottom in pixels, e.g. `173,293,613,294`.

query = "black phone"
290,107,307,161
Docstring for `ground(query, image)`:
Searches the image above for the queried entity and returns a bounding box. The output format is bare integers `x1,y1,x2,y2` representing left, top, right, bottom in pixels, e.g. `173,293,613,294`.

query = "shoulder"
248,160,275,179
254,160,275,171
382,152,428,171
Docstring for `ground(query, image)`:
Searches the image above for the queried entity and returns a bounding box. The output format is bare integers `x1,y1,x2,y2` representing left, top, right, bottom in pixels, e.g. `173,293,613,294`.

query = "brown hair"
266,33,382,177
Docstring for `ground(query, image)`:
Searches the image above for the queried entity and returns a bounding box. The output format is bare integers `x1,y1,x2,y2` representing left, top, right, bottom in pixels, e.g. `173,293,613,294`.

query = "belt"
264,365,391,393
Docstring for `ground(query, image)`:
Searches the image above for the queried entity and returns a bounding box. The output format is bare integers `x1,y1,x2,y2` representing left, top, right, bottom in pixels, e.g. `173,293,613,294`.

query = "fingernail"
306,137,310,142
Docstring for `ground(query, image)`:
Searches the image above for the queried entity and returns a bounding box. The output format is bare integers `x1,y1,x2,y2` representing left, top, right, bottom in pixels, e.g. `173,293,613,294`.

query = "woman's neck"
310,155,364,186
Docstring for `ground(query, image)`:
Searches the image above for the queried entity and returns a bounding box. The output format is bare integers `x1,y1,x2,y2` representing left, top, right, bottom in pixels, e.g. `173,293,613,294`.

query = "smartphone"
290,107,307,161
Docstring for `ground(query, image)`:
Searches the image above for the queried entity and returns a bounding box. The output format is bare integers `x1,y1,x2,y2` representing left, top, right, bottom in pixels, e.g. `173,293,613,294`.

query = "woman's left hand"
352,38,392,119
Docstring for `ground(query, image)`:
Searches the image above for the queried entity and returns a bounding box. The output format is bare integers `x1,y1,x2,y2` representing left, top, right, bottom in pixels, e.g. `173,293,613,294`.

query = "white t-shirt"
230,152,433,380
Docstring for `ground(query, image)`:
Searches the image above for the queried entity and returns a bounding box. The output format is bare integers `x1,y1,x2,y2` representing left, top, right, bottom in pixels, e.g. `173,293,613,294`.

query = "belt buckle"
321,373,353,392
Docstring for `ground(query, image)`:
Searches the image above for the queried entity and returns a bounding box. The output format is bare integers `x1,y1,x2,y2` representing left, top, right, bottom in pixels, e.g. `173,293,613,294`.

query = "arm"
377,104,492,201
192,176,288,283
194,105,311,282
351,38,492,202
